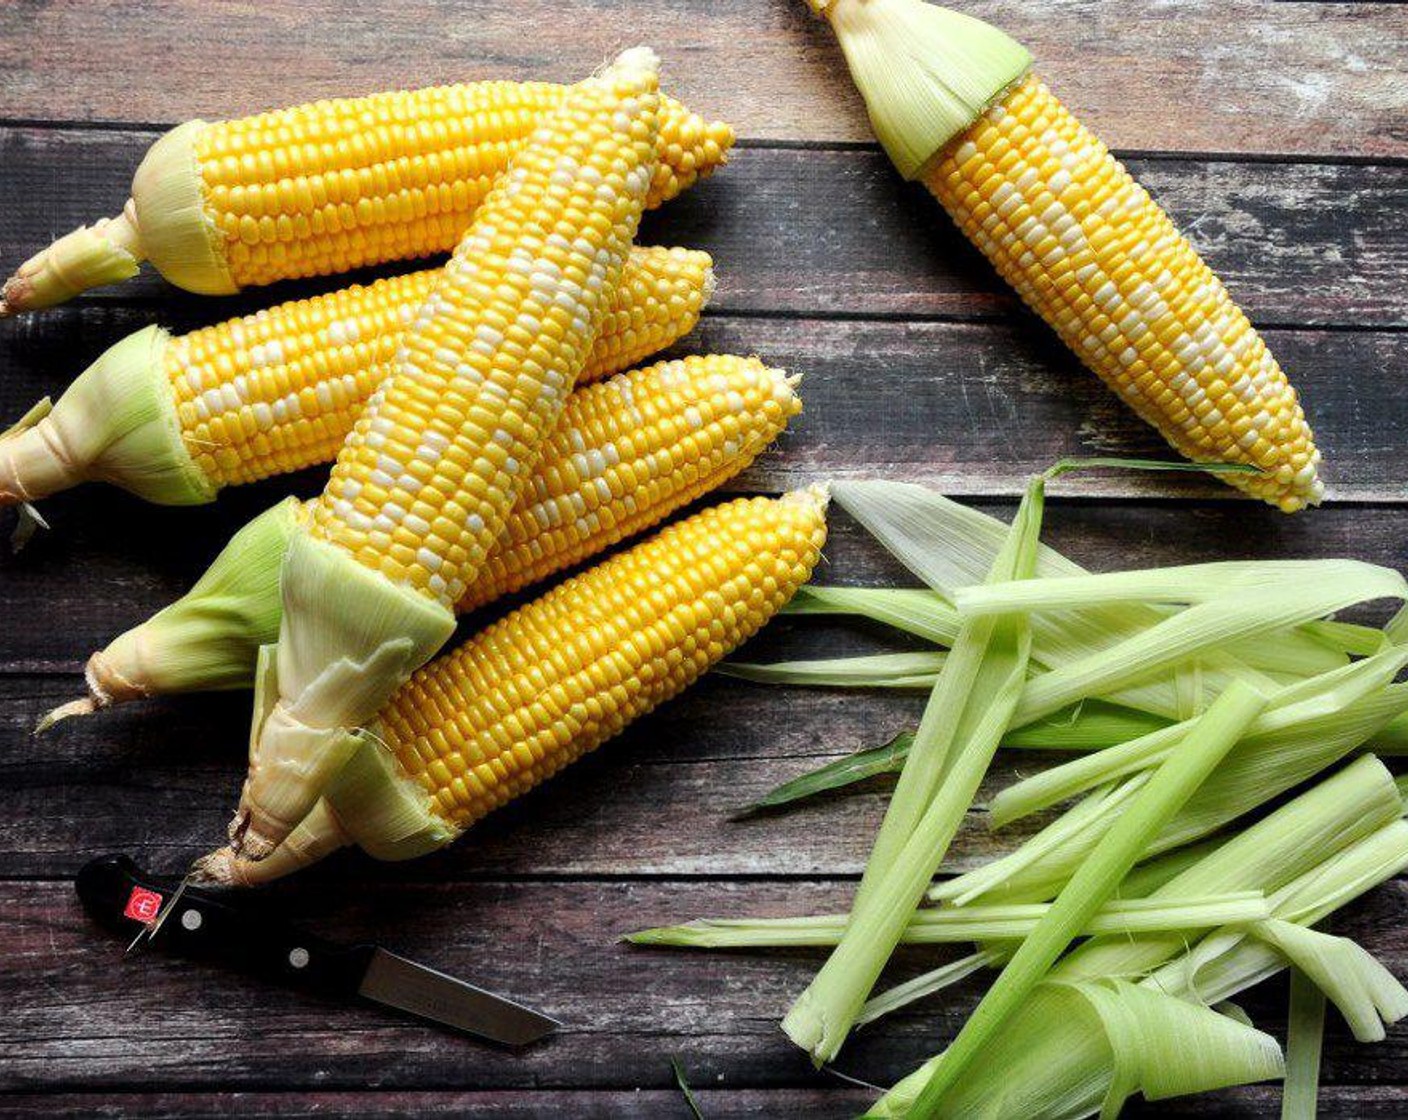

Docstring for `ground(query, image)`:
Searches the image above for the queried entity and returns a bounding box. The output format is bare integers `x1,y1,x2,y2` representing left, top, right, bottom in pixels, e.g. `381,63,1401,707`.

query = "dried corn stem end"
0,201,143,316
195,798,356,886
202,489,829,883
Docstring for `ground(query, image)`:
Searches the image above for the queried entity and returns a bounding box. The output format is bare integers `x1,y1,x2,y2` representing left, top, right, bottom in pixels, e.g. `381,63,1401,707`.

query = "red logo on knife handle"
124,886,164,923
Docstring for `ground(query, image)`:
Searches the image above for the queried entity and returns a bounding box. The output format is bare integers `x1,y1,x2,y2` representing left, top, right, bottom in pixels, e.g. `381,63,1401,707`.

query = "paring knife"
76,854,558,1046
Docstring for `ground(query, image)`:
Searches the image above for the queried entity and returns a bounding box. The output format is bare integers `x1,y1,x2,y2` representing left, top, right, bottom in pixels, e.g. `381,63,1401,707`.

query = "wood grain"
2,877,1405,1092
2,2,1406,1114
2,1087,1407,1119
7,496,1407,676
4,305,1405,505
0,2,1404,157
4,128,1406,328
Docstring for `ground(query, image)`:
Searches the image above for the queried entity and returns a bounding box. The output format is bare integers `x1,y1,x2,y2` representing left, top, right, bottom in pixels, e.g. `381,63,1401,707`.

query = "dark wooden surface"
2,2,1406,1116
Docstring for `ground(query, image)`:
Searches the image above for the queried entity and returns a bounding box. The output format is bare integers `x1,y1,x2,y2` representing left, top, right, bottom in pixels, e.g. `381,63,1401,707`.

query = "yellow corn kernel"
0,84,731,316
462,354,802,611
197,85,728,288
310,47,662,608
383,489,830,829
47,353,802,727
926,76,1322,511
168,246,713,488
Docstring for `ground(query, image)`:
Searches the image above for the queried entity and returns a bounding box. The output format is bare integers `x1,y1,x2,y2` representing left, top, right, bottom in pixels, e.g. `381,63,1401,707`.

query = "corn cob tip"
34,647,151,734
606,45,661,80
784,481,832,511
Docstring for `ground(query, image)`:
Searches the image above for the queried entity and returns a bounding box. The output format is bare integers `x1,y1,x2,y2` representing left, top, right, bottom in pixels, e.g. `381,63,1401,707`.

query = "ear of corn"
203,488,831,884
42,356,801,725
0,246,711,509
226,47,663,862
808,0,1322,511
0,84,731,314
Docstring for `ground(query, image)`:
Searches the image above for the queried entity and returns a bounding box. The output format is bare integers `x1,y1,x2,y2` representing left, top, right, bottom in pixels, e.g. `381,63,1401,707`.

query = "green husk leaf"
961,676,1408,903
781,475,1044,1064
959,559,1401,616
868,981,1284,1119
1048,756,1406,984
833,480,1266,722
739,701,1172,817
872,784,1408,1119
781,585,960,646
1005,566,1406,727
991,646,1408,827
856,950,1000,1027
1002,702,1172,751
930,780,1146,907
1282,968,1325,1120
626,893,1268,949
738,730,913,814
903,681,1268,1114
719,651,944,690
671,1057,705,1120
1248,920,1408,1043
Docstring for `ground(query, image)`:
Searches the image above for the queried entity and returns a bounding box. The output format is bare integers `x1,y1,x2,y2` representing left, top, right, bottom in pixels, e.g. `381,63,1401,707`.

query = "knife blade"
76,854,558,1046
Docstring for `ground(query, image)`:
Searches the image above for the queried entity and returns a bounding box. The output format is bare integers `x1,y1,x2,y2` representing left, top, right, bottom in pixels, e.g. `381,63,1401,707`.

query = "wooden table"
2,2,1406,1115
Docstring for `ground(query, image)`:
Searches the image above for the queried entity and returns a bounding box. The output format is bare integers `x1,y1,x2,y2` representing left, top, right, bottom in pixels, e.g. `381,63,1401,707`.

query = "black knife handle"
76,854,372,1000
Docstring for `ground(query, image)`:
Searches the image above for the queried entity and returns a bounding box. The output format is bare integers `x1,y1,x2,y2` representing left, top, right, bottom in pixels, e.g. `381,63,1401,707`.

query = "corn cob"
806,0,1322,511
199,488,830,883
224,47,662,863
1,83,731,315
0,246,712,509
41,356,801,725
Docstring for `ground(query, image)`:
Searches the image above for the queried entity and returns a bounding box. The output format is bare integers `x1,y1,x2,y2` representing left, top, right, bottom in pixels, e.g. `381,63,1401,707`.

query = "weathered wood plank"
2,1093,1408,1120
2,1086,1406,1119
0,3,1403,158
6,497,1407,677
0,1090,878,1120
3,127,1405,327
3,309,1404,508
3,1087,1408,1119
0,667,1111,879
2,878,1404,1091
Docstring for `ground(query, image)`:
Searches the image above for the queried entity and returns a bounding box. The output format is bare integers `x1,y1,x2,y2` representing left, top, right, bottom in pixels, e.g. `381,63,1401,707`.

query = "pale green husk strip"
780,475,1044,1064
857,950,999,1028
627,893,1269,949
1042,755,1404,980
903,681,1268,1115
1281,968,1326,1119
831,480,1336,721
720,651,945,690
870,814,1408,1118
781,585,960,646
1005,564,1406,727
858,841,1231,1024
739,703,1170,815
958,559,1402,616
937,679,1408,904
990,646,1408,826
